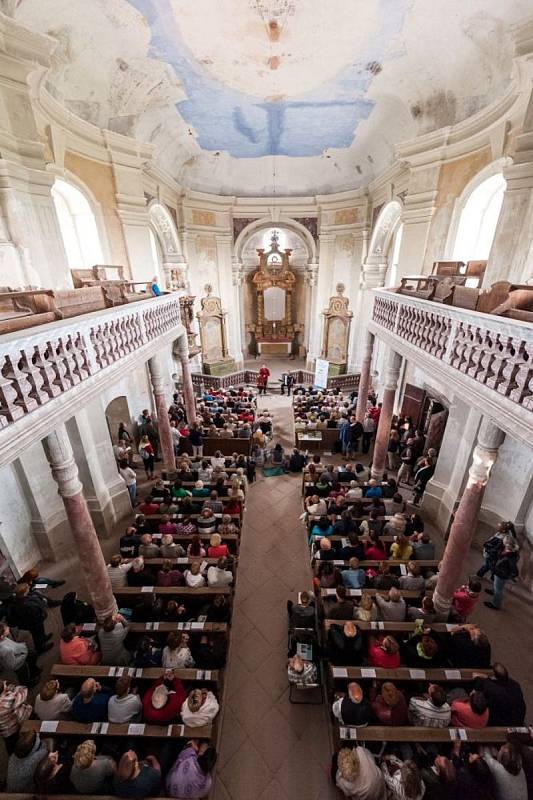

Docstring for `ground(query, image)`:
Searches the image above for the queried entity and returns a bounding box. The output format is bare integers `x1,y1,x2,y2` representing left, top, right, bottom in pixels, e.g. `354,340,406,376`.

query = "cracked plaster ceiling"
13,0,531,197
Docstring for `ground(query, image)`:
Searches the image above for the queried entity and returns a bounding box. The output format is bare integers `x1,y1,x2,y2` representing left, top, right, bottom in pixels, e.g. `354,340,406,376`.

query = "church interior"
0,0,532,798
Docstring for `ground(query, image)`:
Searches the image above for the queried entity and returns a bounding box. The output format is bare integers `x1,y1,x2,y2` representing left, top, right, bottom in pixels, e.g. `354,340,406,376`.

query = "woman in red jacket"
367,634,401,669
142,672,186,725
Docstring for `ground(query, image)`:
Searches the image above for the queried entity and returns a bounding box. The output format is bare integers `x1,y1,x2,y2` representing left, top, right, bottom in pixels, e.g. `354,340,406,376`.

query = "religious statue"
320,283,353,375
196,284,235,375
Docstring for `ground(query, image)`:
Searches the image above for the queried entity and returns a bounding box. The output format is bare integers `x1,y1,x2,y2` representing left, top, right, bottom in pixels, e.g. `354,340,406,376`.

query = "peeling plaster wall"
423,148,493,270
64,152,130,269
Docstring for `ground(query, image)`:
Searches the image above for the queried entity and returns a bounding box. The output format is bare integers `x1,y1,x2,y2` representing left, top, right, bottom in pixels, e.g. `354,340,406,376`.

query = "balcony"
0,294,186,466
369,289,533,447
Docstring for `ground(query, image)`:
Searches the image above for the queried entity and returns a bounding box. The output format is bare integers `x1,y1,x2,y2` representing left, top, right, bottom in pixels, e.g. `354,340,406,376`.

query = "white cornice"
0,11,56,67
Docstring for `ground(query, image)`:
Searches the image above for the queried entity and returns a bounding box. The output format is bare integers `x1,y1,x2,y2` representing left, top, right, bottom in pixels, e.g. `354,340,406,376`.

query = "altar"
257,339,292,355
246,230,303,356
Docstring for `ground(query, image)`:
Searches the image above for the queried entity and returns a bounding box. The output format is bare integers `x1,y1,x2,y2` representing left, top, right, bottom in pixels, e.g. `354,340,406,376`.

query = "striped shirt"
0,684,32,737
408,697,451,728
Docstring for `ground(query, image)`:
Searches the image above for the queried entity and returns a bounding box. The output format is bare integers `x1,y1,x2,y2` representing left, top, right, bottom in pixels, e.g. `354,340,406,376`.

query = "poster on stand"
314,358,329,389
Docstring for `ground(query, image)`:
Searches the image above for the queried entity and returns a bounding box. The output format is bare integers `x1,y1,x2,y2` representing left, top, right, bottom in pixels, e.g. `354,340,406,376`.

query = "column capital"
383,350,402,391
42,427,83,498
467,417,505,487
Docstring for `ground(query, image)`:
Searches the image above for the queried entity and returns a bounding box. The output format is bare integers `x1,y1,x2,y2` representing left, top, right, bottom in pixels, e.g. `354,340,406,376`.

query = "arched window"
385,223,403,288
452,173,506,265
52,179,104,268
149,228,163,277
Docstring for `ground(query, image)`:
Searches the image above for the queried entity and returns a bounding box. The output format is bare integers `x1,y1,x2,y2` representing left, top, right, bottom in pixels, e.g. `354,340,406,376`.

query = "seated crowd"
0,388,252,798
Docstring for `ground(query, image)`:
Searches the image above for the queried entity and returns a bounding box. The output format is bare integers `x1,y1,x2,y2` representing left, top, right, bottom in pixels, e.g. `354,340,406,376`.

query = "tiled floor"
212,392,338,800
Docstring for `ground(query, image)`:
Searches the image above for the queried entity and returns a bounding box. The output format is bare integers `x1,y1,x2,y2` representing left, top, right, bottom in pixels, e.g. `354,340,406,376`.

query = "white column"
65,399,131,536
396,166,439,279
43,424,117,621
106,132,155,284
308,234,335,365
216,233,242,365
484,85,533,286
433,417,505,615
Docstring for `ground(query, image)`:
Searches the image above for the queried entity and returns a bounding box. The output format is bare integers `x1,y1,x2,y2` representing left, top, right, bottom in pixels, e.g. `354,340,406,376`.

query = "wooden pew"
320,587,429,600
323,620,455,635
329,665,491,682
22,719,211,740
76,621,228,635
337,724,526,743
114,586,230,599
51,664,220,684
314,559,439,570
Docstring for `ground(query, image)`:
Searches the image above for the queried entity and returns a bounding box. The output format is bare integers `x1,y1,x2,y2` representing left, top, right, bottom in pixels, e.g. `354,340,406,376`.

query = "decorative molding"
369,289,533,447
0,295,187,467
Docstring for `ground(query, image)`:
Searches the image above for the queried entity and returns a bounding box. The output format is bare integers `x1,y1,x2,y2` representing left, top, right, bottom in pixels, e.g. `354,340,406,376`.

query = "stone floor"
24,376,533,799
212,392,338,800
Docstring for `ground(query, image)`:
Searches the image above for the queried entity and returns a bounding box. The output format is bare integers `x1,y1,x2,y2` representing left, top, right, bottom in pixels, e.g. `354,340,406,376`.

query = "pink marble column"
148,354,176,474
371,349,402,480
433,417,505,616
43,426,117,621
355,331,374,424
176,332,196,426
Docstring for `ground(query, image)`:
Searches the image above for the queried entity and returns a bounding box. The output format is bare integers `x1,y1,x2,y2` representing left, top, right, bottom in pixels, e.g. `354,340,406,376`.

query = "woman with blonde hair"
335,746,386,799
138,435,155,479
208,533,229,559
355,593,378,622
70,739,116,794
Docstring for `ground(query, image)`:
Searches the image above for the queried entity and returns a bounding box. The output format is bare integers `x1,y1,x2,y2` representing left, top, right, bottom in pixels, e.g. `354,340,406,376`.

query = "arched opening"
385,222,403,288
51,179,104,269
451,173,506,266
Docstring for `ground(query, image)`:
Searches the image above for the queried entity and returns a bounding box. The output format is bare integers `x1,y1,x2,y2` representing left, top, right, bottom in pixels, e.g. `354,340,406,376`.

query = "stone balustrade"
370,289,533,446
0,295,186,466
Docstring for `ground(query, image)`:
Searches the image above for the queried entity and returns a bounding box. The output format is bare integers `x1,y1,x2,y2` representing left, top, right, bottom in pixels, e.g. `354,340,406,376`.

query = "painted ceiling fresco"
14,0,531,195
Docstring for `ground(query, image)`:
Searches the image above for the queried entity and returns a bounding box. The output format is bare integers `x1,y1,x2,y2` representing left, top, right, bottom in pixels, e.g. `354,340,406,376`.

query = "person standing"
484,535,520,611
258,363,270,395
118,459,137,506
362,412,375,455
189,423,204,457
139,435,155,479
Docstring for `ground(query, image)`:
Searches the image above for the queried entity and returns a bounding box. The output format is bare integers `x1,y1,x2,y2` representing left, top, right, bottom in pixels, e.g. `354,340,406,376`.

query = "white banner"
314,358,329,389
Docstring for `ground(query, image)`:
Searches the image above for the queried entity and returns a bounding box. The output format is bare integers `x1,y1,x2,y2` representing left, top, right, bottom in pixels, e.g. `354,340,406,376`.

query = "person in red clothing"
59,624,101,666
364,531,387,561
257,364,270,395
450,689,489,728
369,403,382,427
142,672,186,725
207,533,229,559
138,496,160,516
451,576,482,622
367,634,401,669
371,681,408,725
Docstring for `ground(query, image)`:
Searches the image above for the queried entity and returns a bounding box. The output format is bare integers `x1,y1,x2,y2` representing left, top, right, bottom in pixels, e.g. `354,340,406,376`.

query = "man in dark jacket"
6,584,51,653
475,662,525,726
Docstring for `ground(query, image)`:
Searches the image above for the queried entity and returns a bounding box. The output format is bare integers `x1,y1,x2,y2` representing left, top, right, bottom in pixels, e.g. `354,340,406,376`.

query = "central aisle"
213,393,338,800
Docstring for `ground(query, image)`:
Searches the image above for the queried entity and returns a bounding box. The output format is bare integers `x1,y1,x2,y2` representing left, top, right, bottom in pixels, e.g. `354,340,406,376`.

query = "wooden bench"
76,621,228,635
328,665,491,682
114,586,230,599
323,620,455,635
142,557,230,567
22,719,211,740
320,587,427,600
336,724,528,743
50,664,220,684
314,559,439,570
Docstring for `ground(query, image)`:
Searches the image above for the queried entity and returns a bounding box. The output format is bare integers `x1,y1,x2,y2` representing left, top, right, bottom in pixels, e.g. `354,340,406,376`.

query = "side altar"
246,230,303,356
